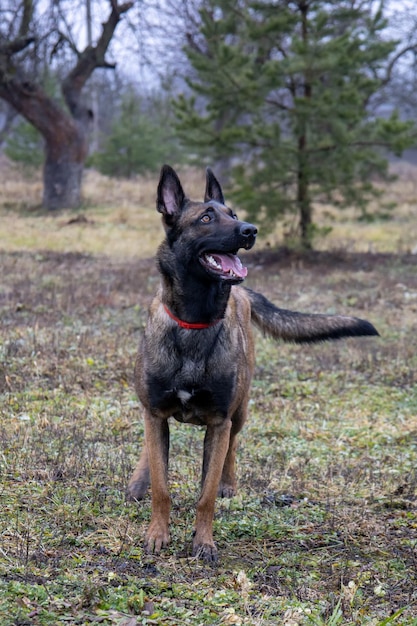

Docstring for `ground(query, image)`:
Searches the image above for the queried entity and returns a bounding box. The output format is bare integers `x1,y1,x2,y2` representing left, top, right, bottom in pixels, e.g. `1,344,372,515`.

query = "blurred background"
0,0,417,255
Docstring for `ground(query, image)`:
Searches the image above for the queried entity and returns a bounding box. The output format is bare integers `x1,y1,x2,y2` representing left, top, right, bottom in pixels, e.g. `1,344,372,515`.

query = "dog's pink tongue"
212,253,248,278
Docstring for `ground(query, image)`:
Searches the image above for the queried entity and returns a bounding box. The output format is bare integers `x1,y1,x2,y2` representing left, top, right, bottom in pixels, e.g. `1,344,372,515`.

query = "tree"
375,3,417,132
175,0,416,248
0,0,133,210
91,88,183,177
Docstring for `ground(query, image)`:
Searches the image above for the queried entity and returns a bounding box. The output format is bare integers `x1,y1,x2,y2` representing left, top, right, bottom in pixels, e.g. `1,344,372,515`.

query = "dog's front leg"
143,411,171,553
194,418,232,562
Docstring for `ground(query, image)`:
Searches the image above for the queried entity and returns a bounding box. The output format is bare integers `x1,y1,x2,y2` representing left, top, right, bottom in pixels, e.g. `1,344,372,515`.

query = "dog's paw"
126,477,149,501
144,522,170,554
192,541,218,564
217,482,237,498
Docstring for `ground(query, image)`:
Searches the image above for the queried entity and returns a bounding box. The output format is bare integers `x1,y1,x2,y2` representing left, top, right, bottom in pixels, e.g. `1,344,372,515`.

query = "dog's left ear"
157,165,186,222
205,168,225,205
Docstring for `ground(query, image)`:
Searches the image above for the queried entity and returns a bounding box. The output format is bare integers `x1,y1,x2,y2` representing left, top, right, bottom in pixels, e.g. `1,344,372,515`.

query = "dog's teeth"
205,254,238,277
207,255,222,269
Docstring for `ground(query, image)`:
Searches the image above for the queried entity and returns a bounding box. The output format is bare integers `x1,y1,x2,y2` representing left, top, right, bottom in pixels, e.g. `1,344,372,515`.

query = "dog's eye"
232,213,238,220
200,214,212,223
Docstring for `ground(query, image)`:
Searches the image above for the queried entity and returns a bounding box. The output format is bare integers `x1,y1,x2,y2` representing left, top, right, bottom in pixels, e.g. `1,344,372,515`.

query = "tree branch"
18,0,34,39
62,0,133,117
265,97,291,111
382,44,417,86
186,32,210,58
0,36,35,56
307,140,394,154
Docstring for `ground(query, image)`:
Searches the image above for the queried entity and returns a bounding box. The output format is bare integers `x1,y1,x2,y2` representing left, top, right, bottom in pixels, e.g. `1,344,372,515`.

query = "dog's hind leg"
217,432,238,498
217,403,248,498
194,418,232,562
127,445,150,501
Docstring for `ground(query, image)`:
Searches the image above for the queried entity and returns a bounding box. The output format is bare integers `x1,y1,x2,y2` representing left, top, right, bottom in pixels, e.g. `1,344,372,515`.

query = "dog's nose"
239,223,258,238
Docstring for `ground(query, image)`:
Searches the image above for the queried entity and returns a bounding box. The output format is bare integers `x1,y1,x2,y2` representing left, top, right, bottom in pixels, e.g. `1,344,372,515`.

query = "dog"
127,165,379,563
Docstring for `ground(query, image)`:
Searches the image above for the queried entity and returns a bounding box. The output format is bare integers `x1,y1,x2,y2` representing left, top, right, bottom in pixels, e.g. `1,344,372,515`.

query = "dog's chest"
143,329,237,423
173,385,233,425
147,365,236,423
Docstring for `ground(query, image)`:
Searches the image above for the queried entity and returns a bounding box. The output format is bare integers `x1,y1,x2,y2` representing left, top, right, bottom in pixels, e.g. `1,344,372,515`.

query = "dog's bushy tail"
245,288,379,343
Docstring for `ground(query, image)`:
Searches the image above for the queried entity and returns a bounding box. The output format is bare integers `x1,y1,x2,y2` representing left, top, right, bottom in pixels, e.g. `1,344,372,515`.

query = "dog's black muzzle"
238,222,258,250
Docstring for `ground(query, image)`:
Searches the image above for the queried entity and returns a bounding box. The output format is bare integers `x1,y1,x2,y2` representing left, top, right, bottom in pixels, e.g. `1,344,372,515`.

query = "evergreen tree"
92,91,182,178
5,120,44,170
175,0,416,248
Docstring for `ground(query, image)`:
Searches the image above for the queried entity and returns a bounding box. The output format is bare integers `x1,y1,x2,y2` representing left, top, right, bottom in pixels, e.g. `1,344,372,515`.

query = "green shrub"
91,93,182,177
5,120,44,170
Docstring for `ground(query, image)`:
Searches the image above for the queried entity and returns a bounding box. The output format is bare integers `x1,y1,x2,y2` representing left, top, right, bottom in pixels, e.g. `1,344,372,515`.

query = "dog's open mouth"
199,252,248,280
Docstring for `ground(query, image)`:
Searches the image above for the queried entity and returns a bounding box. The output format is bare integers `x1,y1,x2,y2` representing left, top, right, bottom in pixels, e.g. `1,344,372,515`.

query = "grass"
1,162,417,624
0,160,416,257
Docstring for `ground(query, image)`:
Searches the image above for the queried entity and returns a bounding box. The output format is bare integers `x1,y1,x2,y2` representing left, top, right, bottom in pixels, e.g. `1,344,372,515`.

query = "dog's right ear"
157,165,186,224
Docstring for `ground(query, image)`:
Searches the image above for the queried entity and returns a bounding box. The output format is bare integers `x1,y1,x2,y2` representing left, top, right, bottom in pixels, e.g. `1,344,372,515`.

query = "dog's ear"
157,165,186,221
205,168,225,205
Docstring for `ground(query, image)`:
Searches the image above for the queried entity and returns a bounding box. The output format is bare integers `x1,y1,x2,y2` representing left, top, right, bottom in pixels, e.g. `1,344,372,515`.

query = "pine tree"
5,120,44,171
175,0,416,248
92,91,183,178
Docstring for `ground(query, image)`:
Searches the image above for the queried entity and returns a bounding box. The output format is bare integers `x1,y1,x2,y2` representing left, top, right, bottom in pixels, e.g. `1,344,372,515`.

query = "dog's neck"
159,267,232,325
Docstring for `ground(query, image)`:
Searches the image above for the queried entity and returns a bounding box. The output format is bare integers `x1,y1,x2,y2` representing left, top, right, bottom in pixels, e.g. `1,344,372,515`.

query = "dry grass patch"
1,161,417,258
0,165,215,259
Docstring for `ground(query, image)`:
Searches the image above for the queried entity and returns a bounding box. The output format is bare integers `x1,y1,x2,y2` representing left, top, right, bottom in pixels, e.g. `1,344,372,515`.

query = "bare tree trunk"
42,106,91,210
297,134,312,249
0,78,90,209
43,148,85,210
297,0,313,249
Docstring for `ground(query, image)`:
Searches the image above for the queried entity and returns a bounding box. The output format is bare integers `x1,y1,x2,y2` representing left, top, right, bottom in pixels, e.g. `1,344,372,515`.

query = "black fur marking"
245,288,380,344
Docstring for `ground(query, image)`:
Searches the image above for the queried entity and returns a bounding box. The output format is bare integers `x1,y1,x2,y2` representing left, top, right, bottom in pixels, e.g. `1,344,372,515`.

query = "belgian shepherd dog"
127,165,379,562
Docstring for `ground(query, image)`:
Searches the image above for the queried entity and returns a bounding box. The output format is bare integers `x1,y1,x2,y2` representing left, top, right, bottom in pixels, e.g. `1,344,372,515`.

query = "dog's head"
156,165,257,284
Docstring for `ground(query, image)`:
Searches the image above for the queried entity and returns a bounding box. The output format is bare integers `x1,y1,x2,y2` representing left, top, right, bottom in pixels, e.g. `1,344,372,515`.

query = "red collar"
163,305,223,330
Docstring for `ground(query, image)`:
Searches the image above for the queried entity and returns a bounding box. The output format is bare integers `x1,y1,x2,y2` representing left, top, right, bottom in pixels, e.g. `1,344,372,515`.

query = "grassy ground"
1,163,417,625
